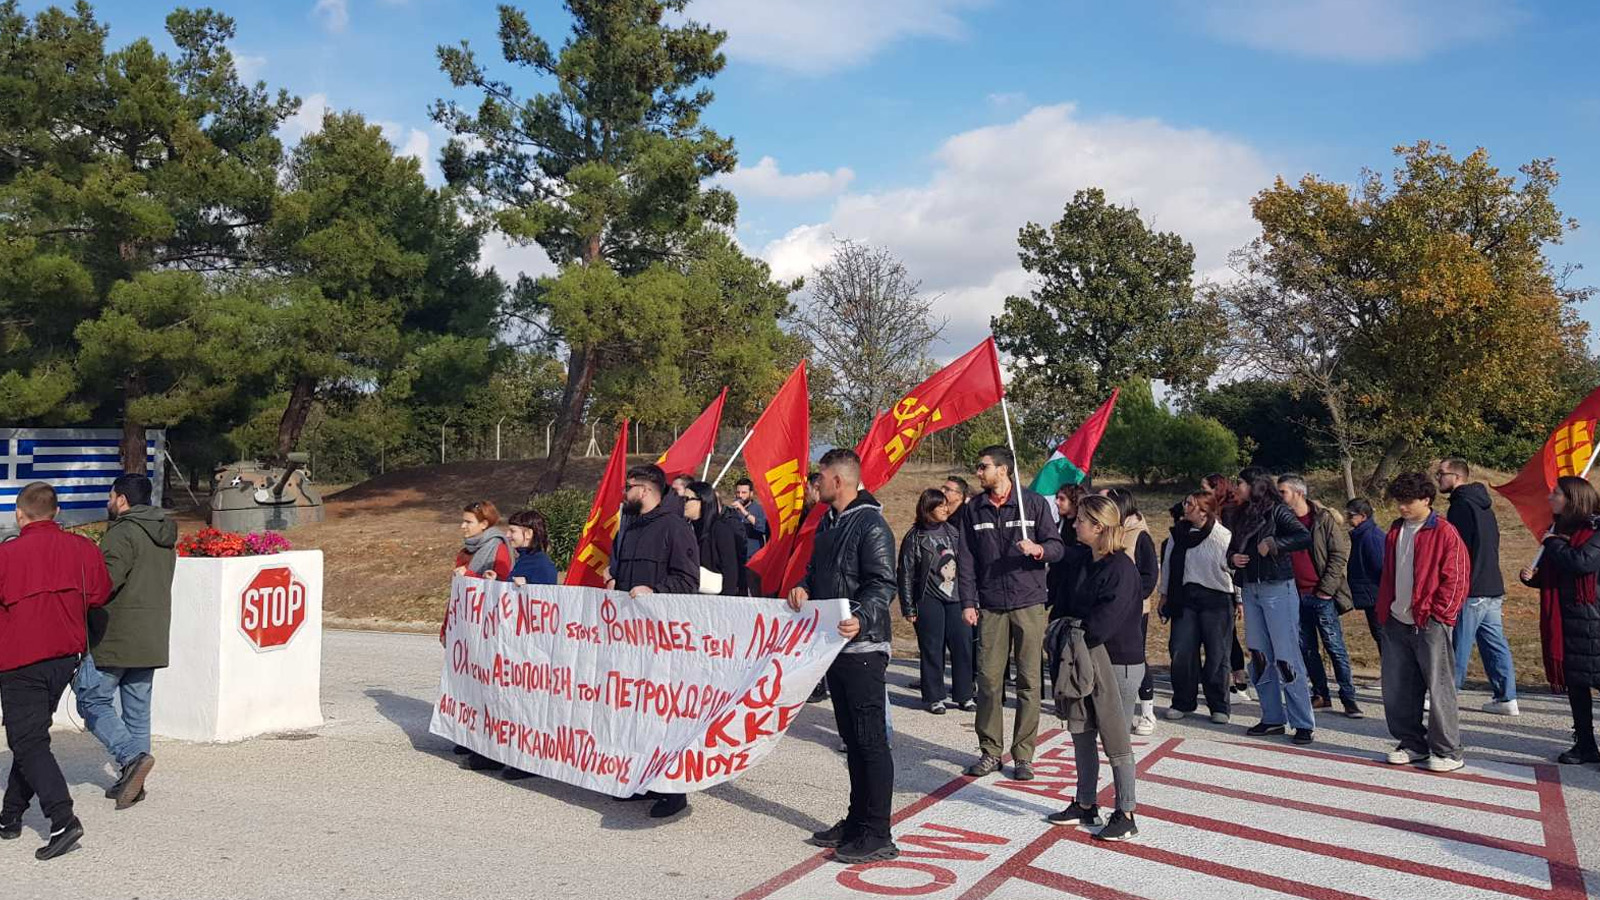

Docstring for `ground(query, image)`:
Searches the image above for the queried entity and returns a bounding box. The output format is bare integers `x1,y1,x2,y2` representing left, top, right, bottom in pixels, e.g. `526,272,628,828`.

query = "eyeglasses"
973,463,994,473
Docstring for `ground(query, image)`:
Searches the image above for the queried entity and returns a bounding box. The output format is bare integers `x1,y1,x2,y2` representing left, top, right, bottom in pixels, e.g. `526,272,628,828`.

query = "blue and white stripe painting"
0,428,166,532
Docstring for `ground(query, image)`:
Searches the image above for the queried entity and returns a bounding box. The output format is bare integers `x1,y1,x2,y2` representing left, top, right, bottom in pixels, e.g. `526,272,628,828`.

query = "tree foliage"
993,188,1221,441
1100,381,1240,485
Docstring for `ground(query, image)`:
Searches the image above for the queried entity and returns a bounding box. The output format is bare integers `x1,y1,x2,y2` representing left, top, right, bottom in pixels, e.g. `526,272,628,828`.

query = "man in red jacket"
1376,472,1469,774
0,482,113,860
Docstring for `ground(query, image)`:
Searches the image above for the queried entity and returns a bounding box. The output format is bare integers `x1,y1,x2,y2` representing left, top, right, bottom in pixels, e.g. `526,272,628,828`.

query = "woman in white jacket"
1159,491,1237,723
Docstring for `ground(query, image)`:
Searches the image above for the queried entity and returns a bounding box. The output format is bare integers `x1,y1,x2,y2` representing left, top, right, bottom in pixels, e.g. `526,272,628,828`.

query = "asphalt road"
4,629,1598,900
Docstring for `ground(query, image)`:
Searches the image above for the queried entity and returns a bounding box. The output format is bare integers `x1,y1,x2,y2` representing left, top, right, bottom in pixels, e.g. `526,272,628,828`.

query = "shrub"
528,488,593,571
1100,381,1241,485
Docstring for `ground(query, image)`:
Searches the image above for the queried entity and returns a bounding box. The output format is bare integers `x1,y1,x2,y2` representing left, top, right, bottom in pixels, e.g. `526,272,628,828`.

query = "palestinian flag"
1030,389,1119,496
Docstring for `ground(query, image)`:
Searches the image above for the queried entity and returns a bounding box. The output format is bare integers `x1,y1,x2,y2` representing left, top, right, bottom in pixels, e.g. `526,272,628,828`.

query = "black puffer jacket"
801,490,896,648
1227,503,1313,585
612,504,700,594
1524,517,1600,689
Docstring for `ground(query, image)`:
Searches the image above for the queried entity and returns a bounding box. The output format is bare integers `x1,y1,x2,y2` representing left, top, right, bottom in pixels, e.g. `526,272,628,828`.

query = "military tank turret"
209,453,324,532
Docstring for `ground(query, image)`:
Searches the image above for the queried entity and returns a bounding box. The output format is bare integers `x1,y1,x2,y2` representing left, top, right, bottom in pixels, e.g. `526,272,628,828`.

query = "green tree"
1100,381,1239,485
1188,378,1335,473
992,188,1221,442
0,2,296,469
433,1,738,492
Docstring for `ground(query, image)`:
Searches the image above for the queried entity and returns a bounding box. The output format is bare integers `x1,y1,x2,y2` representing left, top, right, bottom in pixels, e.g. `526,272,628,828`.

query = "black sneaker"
964,754,1002,777
649,794,689,819
0,818,20,840
1011,761,1034,782
116,788,147,809
115,753,155,811
1557,744,1600,765
833,837,900,864
1292,728,1314,745
1245,721,1286,737
1047,802,1104,828
1093,810,1138,842
35,818,83,861
807,682,830,704
459,752,500,771
1342,699,1364,719
808,819,854,848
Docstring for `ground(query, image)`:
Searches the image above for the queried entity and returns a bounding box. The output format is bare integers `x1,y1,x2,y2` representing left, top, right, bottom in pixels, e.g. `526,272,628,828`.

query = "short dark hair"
111,473,153,507
818,448,861,479
735,476,755,490
627,464,668,497
806,471,822,488
508,509,550,551
944,474,969,496
977,444,1013,475
1440,458,1470,478
1386,472,1437,505
16,481,57,519
915,488,947,527
1102,486,1139,520
1238,465,1269,484
1345,498,1374,520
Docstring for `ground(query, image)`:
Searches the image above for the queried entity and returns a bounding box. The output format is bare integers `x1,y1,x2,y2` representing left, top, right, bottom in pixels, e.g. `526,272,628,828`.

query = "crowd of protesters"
431,444,1600,862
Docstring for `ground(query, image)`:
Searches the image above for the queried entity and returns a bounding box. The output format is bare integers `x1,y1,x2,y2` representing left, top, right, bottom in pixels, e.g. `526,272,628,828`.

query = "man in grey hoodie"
77,474,177,810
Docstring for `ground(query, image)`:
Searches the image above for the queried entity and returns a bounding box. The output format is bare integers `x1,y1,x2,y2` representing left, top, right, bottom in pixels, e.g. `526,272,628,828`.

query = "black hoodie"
1445,482,1505,597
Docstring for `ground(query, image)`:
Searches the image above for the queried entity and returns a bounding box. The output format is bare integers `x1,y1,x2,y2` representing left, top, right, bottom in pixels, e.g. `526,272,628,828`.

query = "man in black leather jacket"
787,448,899,864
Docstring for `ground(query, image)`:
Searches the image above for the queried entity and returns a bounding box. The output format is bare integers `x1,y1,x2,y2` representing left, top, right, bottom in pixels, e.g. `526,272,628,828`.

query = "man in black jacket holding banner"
788,448,899,864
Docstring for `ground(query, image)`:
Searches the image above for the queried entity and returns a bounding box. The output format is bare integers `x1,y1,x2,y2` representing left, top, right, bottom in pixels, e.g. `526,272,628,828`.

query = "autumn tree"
993,188,1221,440
434,1,739,492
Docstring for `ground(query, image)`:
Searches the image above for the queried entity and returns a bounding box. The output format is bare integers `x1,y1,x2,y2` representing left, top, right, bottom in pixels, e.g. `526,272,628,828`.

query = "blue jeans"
1453,596,1517,702
74,653,155,767
1243,580,1315,730
1299,594,1357,705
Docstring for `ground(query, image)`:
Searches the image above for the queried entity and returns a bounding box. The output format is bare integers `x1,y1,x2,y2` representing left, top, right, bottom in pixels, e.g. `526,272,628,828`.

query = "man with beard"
606,463,699,818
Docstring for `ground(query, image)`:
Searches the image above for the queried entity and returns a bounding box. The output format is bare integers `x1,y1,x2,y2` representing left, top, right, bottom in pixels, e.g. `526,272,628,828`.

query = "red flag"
856,337,1004,492
1494,385,1600,538
770,339,1007,596
657,387,727,480
743,362,810,593
563,420,630,587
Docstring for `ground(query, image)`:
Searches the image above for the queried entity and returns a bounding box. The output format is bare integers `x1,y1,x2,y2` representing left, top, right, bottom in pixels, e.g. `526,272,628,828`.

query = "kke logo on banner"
240,566,308,651
763,458,806,540
882,394,944,465
1553,419,1594,478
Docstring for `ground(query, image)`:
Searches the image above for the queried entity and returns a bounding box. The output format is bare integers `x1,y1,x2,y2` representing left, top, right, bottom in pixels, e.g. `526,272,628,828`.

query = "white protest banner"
430,577,849,797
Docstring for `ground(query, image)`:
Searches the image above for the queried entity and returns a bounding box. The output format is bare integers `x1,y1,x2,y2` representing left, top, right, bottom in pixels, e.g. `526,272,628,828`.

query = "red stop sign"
240,566,307,650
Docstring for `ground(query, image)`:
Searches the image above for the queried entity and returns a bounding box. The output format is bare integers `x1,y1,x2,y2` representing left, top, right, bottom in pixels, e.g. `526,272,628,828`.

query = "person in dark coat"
684,481,744,596
1345,498,1386,653
0,482,113,860
1520,475,1600,765
790,448,900,864
507,509,559,586
899,488,974,713
1438,458,1519,716
1048,485,1092,621
1101,487,1159,735
77,474,176,812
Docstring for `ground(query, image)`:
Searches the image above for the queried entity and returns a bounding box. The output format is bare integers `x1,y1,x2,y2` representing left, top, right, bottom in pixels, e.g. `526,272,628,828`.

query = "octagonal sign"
240,566,307,651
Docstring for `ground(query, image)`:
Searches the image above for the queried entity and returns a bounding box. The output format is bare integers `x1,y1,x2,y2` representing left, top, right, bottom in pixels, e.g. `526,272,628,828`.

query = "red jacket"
1376,512,1469,628
0,520,113,672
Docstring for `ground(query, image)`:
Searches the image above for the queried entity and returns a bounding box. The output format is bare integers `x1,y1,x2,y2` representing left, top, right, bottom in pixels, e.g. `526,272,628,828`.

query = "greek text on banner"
430,577,849,796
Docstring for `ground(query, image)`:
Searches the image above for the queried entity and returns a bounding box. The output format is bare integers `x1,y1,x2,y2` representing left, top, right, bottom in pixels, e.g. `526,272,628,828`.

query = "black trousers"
1169,602,1233,715
1137,614,1154,701
914,601,975,705
827,651,893,844
1572,684,1596,749
1,655,79,829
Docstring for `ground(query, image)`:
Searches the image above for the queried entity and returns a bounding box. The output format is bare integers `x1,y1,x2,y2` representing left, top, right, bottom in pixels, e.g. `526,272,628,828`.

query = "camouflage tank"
210,454,324,532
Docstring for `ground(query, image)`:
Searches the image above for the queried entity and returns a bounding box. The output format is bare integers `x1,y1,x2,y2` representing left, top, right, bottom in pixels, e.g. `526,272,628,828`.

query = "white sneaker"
1163,708,1186,721
1385,746,1428,765
1482,699,1520,717
1424,755,1465,773
1132,715,1156,736
1210,712,1231,725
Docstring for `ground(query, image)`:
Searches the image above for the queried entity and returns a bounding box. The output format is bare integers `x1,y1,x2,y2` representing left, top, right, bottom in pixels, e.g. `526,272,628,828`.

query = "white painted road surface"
4,630,1599,900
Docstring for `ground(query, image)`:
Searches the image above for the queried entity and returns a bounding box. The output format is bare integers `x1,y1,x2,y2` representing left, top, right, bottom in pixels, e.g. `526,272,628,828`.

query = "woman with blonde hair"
1046,494,1141,842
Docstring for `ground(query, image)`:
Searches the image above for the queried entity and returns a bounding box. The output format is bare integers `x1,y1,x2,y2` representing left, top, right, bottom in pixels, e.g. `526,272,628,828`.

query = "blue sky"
49,0,1600,355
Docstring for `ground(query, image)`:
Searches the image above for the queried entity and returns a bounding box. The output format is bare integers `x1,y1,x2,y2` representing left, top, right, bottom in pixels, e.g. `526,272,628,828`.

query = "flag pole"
701,451,713,482
1529,449,1599,570
712,426,757,489
1000,393,1029,542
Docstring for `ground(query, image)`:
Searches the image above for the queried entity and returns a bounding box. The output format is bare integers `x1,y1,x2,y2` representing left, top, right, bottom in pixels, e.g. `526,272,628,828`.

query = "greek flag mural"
0,428,165,533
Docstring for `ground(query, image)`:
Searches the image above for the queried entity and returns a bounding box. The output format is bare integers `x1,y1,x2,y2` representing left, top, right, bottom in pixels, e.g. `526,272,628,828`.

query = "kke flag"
1030,388,1120,496
657,387,727,480
769,340,1006,595
856,337,1005,491
1494,384,1600,538
564,419,630,588
743,362,810,594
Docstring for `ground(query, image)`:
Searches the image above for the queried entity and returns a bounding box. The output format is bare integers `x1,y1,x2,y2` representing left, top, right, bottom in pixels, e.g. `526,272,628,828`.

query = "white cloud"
378,122,431,166
688,0,986,75
312,0,348,34
279,91,329,145
759,103,1274,356
479,232,557,285
1196,0,1517,63
234,53,267,83
717,156,855,201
